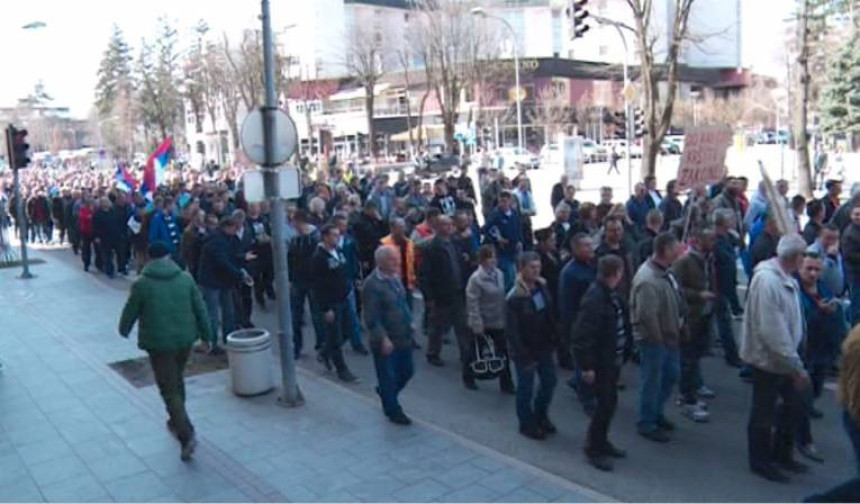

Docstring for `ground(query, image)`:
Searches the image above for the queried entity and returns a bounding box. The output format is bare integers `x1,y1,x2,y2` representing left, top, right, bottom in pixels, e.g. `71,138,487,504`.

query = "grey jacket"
630,260,687,347
466,266,506,333
361,269,414,349
741,258,805,375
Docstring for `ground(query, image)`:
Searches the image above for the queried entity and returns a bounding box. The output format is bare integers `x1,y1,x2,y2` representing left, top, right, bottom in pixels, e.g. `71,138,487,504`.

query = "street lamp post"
471,8,523,153
593,16,634,197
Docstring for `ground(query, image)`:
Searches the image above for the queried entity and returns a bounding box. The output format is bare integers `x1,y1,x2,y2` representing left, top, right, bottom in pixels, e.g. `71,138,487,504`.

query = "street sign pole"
260,0,303,407
5,126,33,279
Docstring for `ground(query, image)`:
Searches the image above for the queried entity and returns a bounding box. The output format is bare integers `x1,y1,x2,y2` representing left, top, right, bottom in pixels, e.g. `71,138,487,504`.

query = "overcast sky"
0,0,796,118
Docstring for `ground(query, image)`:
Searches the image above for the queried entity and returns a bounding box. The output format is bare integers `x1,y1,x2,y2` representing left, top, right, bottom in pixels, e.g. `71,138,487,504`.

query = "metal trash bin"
226,328,274,396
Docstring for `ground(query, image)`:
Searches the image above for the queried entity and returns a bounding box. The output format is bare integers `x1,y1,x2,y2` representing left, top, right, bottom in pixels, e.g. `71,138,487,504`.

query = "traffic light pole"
260,0,303,407
5,126,33,279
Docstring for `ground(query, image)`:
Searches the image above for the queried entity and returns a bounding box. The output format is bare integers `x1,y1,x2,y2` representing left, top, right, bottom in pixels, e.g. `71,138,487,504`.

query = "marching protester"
466,244,515,394
631,232,686,443
742,234,809,483
505,251,558,440
363,246,415,425
312,223,360,383
573,255,630,471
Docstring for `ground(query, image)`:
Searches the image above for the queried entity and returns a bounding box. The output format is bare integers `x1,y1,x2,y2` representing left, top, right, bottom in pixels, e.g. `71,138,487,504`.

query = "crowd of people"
2,157,860,495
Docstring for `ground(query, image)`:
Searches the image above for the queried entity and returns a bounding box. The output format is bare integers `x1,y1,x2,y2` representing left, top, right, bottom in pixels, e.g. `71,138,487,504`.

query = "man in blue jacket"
482,191,523,291
625,182,654,234
149,197,182,265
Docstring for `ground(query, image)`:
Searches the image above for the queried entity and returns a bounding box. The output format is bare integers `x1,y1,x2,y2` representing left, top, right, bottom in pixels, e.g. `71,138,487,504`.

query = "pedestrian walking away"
118,241,212,461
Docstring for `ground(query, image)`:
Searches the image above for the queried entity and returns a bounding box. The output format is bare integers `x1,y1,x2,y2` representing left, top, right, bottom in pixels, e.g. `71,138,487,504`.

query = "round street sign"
240,108,298,166
622,83,637,103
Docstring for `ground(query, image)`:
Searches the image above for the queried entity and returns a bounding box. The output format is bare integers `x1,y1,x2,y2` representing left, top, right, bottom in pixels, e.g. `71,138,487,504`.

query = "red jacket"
78,206,94,235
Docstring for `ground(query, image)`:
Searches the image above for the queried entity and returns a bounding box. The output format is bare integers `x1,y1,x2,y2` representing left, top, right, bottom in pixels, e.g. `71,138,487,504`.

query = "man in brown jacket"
672,228,717,424
630,232,685,443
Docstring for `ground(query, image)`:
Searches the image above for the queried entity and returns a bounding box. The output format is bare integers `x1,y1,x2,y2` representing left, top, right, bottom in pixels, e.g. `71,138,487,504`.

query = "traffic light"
613,111,627,140
566,0,590,39
4,125,31,169
633,108,647,139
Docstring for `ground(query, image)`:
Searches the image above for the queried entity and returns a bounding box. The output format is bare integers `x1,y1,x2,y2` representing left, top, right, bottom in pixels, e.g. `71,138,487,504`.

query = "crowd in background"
2,155,860,494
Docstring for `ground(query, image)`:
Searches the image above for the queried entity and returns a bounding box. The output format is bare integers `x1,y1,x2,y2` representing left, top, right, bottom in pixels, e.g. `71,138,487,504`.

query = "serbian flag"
141,137,173,199
114,162,137,192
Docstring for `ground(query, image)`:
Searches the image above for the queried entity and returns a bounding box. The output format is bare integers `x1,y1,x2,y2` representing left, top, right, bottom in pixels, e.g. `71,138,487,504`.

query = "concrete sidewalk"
0,248,607,503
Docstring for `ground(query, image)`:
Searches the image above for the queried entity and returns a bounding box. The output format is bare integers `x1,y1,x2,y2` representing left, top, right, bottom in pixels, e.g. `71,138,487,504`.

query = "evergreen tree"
94,25,133,117
819,30,860,138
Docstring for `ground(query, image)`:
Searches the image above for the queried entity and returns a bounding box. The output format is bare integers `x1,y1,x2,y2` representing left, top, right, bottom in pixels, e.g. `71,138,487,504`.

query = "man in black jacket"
353,201,388,277
505,252,558,440
198,216,251,354
419,216,471,378
288,211,325,358
311,224,359,383
93,197,123,278
572,255,629,471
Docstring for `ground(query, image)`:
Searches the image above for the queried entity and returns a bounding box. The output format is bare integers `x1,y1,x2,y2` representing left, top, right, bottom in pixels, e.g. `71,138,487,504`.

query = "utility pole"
261,0,303,407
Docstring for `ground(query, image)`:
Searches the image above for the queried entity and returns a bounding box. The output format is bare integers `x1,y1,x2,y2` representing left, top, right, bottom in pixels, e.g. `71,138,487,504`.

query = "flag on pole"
114,162,137,192
141,137,173,199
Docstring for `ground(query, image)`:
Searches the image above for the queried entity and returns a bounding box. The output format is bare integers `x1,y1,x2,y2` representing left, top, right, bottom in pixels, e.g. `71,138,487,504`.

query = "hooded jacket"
119,258,212,350
740,258,805,375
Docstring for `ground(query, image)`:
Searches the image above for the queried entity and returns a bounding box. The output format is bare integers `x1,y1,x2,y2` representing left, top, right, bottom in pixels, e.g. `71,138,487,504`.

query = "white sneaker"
697,385,716,399
676,397,709,411
682,403,710,423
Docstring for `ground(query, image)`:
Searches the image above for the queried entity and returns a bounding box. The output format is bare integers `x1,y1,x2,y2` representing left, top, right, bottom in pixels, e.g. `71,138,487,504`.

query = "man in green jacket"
119,241,212,461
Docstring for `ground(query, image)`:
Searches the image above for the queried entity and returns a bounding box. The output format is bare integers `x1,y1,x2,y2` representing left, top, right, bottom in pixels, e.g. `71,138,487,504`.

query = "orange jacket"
380,234,416,290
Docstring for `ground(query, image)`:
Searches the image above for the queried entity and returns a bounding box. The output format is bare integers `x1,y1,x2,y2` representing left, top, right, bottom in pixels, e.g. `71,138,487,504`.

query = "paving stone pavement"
0,248,610,503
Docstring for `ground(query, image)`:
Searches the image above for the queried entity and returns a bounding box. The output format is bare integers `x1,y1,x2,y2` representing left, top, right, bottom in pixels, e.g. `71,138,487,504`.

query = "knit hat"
776,233,807,259
147,241,171,259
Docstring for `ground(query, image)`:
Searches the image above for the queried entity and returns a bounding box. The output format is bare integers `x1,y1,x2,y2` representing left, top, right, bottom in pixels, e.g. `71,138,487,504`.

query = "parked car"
661,139,681,155
581,139,608,163
499,147,540,170
665,135,685,152
416,154,460,177
775,130,790,145
540,144,561,165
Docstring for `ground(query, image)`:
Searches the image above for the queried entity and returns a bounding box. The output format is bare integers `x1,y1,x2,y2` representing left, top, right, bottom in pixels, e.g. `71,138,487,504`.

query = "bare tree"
224,30,264,110
414,0,487,153
623,0,697,178
528,85,574,145
345,23,385,157
395,37,419,154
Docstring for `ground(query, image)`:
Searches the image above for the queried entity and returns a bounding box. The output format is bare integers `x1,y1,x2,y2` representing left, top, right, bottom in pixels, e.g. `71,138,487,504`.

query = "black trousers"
586,365,619,456
748,367,803,470
148,348,194,446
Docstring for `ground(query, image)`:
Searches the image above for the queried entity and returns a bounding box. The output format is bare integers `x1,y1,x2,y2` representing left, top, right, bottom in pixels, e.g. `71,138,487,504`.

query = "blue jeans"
346,287,364,349
290,283,325,356
499,257,517,293
372,347,415,417
637,341,680,432
514,351,557,429
849,274,860,326
201,287,235,347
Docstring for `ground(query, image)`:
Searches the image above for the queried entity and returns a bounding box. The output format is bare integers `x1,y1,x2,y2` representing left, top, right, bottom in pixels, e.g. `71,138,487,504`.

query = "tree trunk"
643,136,660,180
796,0,814,197
443,113,456,155
366,88,377,157
416,90,430,149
